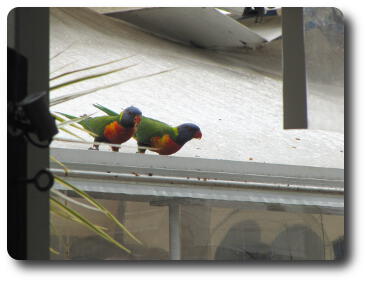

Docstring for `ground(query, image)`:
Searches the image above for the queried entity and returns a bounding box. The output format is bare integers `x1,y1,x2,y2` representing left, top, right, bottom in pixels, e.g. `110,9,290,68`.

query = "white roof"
50,8,344,169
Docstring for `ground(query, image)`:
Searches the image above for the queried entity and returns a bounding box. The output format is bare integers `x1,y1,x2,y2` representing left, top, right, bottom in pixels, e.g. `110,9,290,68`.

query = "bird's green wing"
135,117,177,145
80,115,120,137
57,112,119,137
93,103,119,116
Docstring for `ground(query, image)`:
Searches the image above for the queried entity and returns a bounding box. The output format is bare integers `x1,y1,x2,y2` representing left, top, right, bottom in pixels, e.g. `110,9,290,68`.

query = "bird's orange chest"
103,121,134,144
150,135,182,155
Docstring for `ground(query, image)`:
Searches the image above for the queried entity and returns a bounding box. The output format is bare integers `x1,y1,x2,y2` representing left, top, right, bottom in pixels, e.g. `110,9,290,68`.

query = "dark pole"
7,7,50,259
282,7,308,129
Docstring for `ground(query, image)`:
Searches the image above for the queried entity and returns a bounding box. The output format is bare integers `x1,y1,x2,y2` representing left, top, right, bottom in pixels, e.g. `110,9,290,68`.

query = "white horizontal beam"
51,172,343,215
51,148,344,189
50,148,344,215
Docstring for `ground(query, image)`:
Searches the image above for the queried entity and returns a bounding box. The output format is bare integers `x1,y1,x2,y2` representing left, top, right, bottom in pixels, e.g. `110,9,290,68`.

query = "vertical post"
169,204,181,260
181,206,211,259
7,8,50,259
7,8,27,260
282,7,308,129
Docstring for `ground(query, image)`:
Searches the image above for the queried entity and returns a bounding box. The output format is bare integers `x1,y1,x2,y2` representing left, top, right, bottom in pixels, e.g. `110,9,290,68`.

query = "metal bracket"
19,169,54,192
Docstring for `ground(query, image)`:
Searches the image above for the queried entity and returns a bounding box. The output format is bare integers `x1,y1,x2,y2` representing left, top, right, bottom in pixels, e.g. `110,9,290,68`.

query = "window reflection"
51,195,344,260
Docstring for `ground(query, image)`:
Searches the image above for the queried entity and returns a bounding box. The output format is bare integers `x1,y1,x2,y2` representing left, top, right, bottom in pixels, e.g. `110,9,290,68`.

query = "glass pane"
50,193,344,260
304,7,344,132
51,197,170,260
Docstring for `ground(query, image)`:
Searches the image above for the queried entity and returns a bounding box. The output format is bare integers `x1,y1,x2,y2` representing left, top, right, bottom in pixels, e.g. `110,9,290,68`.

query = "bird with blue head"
93,103,202,155
59,105,142,152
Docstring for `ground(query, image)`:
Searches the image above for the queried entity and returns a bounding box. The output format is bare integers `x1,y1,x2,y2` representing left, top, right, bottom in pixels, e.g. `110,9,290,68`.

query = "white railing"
50,148,344,214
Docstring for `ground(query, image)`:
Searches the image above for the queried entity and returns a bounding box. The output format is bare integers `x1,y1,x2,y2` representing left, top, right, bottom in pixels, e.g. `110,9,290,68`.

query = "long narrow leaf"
49,247,60,255
56,115,88,128
50,64,138,91
50,56,136,81
50,206,78,257
53,113,98,137
52,137,158,151
51,188,100,212
51,202,96,228
50,60,77,75
50,42,75,61
55,176,142,245
50,155,70,175
50,203,108,231
50,198,126,252
54,176,142,245
51,203,85,228
56,113,96,128
50,68,176,106
57,127,87,141
53,112,68,123
50,197,131,254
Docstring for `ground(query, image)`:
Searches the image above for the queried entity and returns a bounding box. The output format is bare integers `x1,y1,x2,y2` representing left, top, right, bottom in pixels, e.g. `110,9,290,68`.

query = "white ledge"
50,148,344,215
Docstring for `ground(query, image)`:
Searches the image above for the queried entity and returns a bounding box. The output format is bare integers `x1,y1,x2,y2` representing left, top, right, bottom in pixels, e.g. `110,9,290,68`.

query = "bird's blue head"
119,106,142,128
176,123,202,145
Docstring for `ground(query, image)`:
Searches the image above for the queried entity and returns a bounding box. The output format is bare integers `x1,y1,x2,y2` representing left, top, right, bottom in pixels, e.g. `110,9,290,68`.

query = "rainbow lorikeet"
59,106,142,152
93,103,202,155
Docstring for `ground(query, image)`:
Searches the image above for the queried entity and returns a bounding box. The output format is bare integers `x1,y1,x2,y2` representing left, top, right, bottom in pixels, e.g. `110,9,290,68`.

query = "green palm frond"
50,68,176,106
53,113,98,137
50,60,77,75
50,197,131,254
50,188,100,211
57,127,87,141
50,42,76,61
54,176,142,246
50,155,70,175
50,64,138,91
50,56,136,81
49,247,60,255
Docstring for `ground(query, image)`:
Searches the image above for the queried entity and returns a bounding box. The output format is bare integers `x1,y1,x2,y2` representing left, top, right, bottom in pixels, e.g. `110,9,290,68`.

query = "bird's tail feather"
56,112,78,121
56,112,89,128
93,103,119,116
